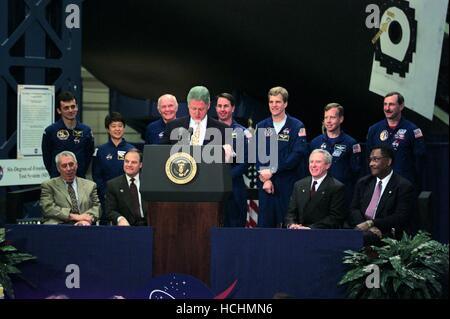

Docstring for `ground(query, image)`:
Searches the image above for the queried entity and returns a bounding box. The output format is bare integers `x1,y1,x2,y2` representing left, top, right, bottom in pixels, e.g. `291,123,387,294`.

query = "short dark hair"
216,93,235,106
105,112,126,129
385,91,404,105
57,91,76,108
125,148,143,163
370,145,394,164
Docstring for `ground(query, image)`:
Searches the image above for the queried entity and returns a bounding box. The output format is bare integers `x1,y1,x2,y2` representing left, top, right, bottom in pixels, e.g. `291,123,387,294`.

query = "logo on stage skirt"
165,152,197,185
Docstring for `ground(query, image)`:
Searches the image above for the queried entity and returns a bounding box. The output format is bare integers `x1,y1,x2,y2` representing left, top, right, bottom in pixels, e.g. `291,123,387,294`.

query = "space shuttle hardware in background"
82,0,448,140
368,0,447,121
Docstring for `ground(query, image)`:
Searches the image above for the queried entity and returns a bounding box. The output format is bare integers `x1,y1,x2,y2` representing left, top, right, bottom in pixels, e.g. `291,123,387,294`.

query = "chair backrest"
6,186,41,223
416,191,433,234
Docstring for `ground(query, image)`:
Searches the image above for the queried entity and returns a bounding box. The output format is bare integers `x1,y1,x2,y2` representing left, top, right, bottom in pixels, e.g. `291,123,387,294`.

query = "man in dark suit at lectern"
161,85,228,146
105,149,148,226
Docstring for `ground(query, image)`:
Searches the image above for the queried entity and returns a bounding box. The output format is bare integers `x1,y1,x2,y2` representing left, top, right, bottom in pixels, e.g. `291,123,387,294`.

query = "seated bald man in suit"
285,149,347,229
348,145,415,245
160,85,228,146
105,149,148,226
40,151,100,225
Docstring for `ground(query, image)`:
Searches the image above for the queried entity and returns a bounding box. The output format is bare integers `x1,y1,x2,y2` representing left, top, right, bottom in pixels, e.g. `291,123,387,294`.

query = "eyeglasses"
368,156,386,163
60,162,76,169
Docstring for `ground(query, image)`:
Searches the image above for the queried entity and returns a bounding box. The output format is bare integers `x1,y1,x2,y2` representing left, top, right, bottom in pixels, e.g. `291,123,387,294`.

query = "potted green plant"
0,228,36,299
339,231,449,299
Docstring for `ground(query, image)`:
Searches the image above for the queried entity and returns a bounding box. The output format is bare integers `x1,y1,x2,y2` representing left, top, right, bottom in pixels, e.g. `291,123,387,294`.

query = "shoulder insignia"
298,128,306,137
352,144,361,153
413,128,423,139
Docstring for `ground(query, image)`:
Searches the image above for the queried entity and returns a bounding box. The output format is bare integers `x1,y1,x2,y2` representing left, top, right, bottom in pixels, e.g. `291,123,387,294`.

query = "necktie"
310,180,317,197
365,180,383,220
129,177,142,219
67,182,79,213
191,124,201,145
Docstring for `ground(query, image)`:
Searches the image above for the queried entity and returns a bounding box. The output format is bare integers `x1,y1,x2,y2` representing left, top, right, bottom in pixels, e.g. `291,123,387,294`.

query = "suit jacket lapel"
137,176,148,218
56,177,72,206
120,175,133,216
376,174,396,216
75,177,83,206
298,177,312,213
76,177,89,212
362,178,377,215
204,117,215,144
183,117,190,129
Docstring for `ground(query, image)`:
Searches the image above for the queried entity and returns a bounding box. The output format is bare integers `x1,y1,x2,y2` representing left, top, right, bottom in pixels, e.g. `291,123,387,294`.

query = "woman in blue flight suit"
92,112,134,223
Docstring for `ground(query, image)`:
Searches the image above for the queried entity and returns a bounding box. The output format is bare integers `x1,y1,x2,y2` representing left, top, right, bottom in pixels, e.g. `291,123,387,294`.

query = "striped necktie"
67,181,79,213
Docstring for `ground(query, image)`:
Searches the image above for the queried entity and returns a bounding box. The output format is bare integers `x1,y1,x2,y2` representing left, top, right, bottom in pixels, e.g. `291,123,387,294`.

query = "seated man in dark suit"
40,151,100,225
160,85,228,146
348,145,415,245
285,149,347,229
105,148,148,226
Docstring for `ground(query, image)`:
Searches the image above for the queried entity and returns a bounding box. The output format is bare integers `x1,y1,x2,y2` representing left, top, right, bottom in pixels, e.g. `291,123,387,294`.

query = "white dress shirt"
311,173,328,191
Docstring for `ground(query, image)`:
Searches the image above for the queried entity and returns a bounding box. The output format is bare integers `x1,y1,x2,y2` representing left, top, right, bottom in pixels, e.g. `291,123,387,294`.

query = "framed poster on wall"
17,85,54,158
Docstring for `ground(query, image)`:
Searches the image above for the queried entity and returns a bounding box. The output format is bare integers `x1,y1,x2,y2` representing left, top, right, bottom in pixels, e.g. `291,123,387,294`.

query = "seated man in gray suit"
40,151,100,225
105,149,148,226
348,145,415,245
285,149,347,229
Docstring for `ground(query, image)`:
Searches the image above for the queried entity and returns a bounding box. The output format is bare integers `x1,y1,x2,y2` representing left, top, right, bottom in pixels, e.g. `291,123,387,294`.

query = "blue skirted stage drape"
6,225,153,299
6,225,362,299
210,228,363,299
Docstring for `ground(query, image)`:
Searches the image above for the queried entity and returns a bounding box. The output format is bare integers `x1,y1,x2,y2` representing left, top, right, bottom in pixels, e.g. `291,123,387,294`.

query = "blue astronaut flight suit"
145,118,166,144
310,131,362,207
224,121,251,227
41,119,95,178
367,117,426,185
92,137,135,212
255,114,309,227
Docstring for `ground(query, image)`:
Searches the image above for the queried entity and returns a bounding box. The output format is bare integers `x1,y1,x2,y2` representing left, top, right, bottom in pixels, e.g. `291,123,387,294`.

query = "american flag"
244,164,258,228
244,120,258,228
246,198,258,228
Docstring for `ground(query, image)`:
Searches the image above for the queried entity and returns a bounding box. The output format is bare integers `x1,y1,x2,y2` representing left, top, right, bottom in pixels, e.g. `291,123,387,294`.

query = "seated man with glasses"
348,145,415,245
40,151,100,225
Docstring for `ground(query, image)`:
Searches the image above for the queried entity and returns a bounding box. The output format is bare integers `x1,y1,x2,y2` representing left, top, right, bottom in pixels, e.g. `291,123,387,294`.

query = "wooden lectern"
141,145,232,284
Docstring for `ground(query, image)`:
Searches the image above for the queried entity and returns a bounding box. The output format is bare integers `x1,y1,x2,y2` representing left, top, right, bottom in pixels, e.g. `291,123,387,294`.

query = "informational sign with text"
17,85,54,158
0,157,49,186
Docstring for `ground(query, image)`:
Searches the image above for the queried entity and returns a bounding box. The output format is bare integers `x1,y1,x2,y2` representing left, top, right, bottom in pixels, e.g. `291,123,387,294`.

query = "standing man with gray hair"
145,94,179,144
40,151,100,225
285,149,347,229
161,86,228,145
